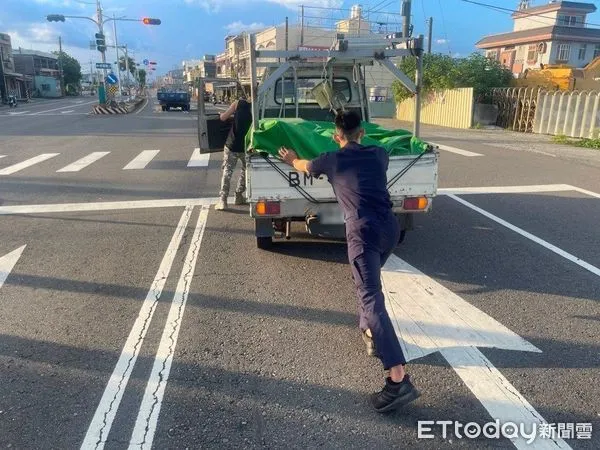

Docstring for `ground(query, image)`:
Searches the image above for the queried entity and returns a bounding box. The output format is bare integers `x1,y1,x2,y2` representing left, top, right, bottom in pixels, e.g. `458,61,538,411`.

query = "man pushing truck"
278,110,421,413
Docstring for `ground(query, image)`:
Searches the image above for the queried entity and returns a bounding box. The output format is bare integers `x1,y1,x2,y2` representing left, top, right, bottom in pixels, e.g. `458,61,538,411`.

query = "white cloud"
436,38,449,45
29,24,57,44
224,21,267,34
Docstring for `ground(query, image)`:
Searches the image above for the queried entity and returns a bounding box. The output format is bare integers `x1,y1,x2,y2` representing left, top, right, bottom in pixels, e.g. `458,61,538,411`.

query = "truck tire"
161,105,166,111
166,106,170,111
256,236,273,249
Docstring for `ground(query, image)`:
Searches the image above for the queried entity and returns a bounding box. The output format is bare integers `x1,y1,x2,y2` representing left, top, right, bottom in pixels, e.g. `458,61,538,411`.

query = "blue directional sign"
143,59,149,66
105,73,118,85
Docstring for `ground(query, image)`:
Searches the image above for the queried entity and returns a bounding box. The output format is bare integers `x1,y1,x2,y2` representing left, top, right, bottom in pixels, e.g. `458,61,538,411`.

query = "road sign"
96,63,112,70
106,73,118,85
143,59,149,66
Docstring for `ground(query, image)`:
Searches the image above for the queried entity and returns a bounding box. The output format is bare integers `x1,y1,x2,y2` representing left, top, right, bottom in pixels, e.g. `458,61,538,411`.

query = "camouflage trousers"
219,147,247,199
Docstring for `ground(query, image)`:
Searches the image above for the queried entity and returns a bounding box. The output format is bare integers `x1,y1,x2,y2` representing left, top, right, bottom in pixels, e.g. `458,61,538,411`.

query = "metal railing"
533,90,600,138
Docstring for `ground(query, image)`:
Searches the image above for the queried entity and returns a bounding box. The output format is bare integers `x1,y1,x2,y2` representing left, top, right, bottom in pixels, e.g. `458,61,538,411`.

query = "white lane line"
81,206,195,450
187,148,210,167
382,255,569,449
56,152,110,173
430,142,483,157
123,150,160,170
439,184,573,195
7,111,30,115
569,185,600,199
134,97,149,115
0,198,218,215
448,194,600,278
0,245,26,290
129,207,209,449
60,110,75,114
0,155,5,160
441,347,569,449
0,153,60,176
31,99,96,115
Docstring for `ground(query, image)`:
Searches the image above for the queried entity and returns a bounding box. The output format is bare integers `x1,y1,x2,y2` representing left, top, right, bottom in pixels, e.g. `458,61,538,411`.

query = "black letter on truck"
303,173,314,186
288,172,299,187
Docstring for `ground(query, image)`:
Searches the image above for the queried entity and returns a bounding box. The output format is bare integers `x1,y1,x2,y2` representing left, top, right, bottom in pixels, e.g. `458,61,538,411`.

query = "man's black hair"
334,110,362,140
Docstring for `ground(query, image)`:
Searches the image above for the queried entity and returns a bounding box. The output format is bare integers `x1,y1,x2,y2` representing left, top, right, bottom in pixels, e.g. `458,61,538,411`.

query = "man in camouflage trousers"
216,94,253,211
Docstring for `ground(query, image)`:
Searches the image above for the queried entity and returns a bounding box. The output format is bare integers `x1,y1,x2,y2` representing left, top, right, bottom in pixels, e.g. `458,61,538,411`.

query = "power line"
459,0,600,28
438,0,451,53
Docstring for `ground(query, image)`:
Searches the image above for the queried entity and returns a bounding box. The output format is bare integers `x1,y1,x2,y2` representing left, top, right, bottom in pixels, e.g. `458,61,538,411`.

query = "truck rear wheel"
256,236,273,249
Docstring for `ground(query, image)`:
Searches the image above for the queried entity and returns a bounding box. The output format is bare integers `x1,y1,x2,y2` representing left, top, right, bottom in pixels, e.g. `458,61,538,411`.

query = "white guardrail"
534,90,600,138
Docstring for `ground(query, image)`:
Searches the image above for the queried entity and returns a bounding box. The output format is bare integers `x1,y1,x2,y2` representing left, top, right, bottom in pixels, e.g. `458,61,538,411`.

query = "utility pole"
112,13,123,96
0,44,7,102
427,17,433,54
96,0,108,102
402,0,412,39
58,36,65,96
124,44,131,89
300,6,304,46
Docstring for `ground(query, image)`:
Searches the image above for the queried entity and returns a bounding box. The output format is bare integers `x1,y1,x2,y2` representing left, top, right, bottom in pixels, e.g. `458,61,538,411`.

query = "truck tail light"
255,201,281,216
403,197,428,210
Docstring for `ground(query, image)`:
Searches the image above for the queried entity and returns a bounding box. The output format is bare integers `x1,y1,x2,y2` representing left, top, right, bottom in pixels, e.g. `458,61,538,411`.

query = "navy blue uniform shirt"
307,142,393,221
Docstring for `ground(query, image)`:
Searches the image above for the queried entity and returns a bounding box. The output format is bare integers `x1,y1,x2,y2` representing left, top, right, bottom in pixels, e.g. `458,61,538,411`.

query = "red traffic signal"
142,17,161,25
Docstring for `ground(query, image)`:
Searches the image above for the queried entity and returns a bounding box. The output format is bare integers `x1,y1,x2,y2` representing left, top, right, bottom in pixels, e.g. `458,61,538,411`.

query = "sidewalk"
375,118,600,169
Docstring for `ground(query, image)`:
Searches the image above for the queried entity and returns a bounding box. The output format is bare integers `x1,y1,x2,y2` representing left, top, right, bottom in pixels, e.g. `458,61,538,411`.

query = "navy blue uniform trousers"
346,211,407,369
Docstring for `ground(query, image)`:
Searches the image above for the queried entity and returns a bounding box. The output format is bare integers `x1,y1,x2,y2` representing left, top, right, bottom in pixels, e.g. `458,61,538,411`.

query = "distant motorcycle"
7,95,17,108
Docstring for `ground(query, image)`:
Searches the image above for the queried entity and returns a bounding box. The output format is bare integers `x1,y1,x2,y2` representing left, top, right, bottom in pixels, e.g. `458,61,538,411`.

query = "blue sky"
2,0,600,78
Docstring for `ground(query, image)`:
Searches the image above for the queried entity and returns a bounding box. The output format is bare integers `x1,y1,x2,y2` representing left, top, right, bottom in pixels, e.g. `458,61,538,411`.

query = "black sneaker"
370,375,421,413
362,331,379,358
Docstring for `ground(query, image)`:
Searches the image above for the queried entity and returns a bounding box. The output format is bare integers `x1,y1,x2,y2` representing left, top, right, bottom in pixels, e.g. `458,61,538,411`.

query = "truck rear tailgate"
247,151,438,202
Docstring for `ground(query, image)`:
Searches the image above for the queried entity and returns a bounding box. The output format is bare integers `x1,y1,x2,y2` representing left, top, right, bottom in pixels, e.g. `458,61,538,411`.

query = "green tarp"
247,118,429,159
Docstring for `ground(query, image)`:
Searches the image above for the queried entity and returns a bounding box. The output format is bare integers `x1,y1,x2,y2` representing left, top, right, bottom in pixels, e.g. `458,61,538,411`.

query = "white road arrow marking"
382,255,569,449
60,110,75,114
0,245,26,290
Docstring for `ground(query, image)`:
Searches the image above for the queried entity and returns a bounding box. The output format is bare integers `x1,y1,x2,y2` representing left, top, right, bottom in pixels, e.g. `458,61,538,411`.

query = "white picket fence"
533,90,600,138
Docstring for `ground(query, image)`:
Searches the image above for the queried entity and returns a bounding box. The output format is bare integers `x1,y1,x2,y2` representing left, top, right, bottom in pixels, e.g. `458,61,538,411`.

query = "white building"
476,1,600,75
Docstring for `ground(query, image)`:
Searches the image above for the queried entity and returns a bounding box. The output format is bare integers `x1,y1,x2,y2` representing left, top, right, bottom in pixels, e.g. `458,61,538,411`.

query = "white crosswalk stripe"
187,148,210,167
0,148,213,175
0,153,60,175
57,152,111,173
123,150,160,170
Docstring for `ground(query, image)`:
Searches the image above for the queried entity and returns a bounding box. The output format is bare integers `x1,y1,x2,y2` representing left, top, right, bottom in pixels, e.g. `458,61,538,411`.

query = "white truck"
196,34,438,249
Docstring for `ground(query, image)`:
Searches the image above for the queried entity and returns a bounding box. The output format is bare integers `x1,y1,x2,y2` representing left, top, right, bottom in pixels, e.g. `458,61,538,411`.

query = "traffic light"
142,18,161,25
149,61,157,65
95,32,106,53
46,14,66,22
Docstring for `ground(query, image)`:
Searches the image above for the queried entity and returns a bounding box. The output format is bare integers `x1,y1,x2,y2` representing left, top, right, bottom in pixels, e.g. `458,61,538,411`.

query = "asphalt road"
1,98,599,449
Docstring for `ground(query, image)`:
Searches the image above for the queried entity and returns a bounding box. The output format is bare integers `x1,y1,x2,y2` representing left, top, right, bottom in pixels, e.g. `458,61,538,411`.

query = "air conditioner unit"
537,42,547,54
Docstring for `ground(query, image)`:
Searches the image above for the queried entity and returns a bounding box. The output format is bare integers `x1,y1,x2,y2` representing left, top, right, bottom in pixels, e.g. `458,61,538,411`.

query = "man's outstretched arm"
278,147,310,173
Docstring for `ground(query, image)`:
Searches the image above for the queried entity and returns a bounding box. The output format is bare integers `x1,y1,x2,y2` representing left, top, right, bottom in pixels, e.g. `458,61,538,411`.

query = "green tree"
392,52,513,104
54,51,82,91
137,69,147,87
